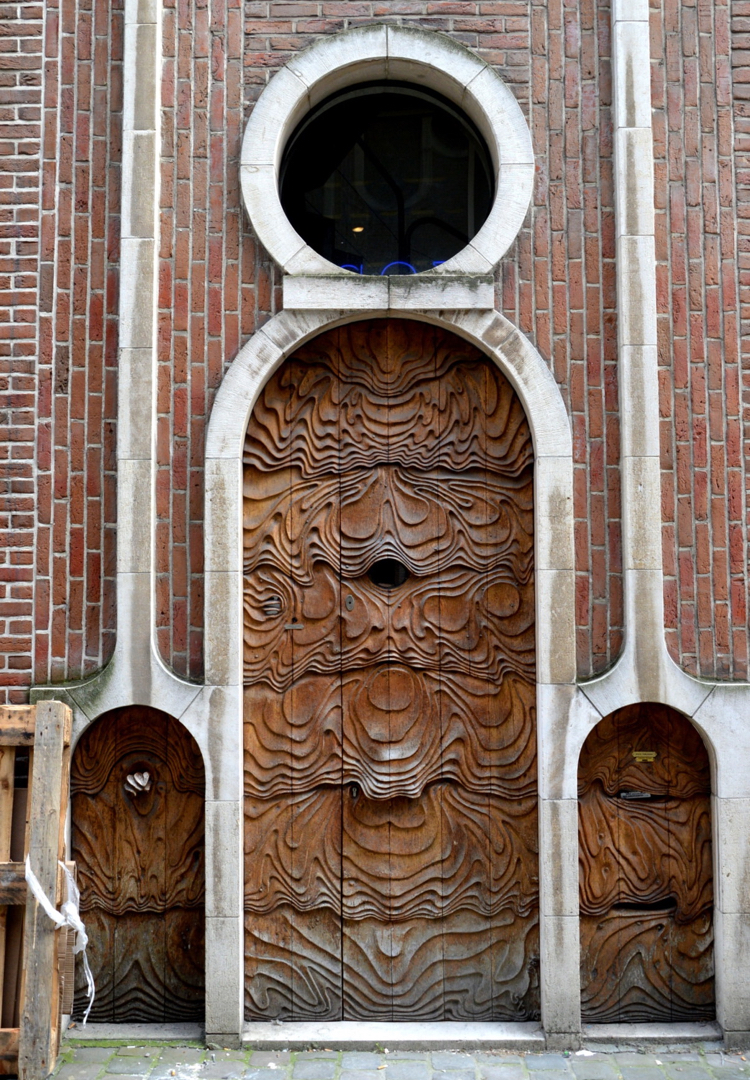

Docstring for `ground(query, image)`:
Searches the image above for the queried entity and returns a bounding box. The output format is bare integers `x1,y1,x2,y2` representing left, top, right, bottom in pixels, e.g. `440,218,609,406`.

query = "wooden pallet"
0,702,74,1079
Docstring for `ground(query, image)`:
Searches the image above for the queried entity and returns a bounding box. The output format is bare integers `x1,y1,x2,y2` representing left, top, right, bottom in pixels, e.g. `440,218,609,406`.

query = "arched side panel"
71,706,206,1022
578,703,714,1023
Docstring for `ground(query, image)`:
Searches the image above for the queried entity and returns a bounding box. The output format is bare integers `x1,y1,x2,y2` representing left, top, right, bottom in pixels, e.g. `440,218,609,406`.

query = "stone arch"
203,306,574,1032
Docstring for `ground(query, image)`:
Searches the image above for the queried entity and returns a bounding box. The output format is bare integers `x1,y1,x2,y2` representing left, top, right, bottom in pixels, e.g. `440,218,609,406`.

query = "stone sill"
282,274,495,311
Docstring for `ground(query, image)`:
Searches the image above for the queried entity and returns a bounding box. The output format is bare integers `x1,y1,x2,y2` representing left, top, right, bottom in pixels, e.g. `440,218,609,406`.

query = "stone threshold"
582,1022,724,1045
64,1022,205,1043
242,1022,545,1050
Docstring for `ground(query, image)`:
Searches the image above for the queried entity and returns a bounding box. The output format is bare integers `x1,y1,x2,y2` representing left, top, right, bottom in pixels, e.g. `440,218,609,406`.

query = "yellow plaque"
632,750,657,762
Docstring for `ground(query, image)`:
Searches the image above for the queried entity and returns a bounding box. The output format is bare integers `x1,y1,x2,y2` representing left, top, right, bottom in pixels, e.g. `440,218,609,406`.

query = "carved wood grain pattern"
71,707,205,1021
245,907,342,1020
580,910,715,1022
74,909,205,1023
245,783,538,919
244,324,533,476
577,702,710,799
244,467,533,583
243,319,536,1021
578,704,713,1022
245,907,539,1021
244,563,534,688
244,669,536,800
343,910,539,1020
579,784,713,920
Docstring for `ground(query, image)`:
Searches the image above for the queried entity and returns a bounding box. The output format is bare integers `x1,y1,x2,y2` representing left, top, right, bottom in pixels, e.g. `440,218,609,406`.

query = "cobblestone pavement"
52,1045,750,1080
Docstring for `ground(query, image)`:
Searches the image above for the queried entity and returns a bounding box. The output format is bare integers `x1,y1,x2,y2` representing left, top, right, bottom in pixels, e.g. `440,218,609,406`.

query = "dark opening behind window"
280,84,494,275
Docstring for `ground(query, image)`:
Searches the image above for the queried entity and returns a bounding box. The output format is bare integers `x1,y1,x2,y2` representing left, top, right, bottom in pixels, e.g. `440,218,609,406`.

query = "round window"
279,83,494,276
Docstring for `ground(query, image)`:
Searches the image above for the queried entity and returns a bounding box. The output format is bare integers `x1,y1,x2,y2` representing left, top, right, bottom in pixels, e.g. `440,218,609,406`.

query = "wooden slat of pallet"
0,864,25,905
18,701,70,1080
0,1029,18,1066
0,710,34,747
0,746,15,1025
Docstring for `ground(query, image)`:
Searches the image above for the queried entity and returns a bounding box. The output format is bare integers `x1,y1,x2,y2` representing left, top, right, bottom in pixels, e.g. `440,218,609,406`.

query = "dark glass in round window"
279,83,494,275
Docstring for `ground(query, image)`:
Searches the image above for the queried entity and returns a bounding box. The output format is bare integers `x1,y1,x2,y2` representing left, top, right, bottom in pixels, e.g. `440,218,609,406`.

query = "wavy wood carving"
71,708,205,1021
580,910,714,1022
244,669,536,800
579,784,713,920
578,702,711,799
74,909,205,1023
245,783,538,919
243,467,533,582
578,704,714,1022
245,906,539,1021
243,319,537,1021
244,326,533,476
244,563,534,689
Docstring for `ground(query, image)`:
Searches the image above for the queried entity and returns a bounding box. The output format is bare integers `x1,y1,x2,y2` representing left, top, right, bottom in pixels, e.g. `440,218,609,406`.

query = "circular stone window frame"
240,23,534,278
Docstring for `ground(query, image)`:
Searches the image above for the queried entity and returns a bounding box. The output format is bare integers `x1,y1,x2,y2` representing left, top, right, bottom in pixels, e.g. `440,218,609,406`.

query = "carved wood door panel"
243,319,539,1020
71,707,205,1021
578,703,714,1022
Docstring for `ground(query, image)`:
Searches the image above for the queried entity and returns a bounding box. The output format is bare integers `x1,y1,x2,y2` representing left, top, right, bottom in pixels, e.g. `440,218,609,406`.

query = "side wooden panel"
579,703,714,1023
71,708,206,1022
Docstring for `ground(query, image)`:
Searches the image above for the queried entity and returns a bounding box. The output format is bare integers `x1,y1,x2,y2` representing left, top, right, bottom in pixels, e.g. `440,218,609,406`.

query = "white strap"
25,857,96,1024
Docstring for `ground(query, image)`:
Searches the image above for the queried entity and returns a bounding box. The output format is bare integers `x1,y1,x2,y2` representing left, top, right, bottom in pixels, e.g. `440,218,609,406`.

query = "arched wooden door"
71,707,205,1021
243,319,538,1020
579,703,714,1021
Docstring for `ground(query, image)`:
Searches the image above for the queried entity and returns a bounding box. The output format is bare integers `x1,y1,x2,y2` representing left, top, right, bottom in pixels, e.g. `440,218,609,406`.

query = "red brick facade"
659,0,748,679
0,0,748,695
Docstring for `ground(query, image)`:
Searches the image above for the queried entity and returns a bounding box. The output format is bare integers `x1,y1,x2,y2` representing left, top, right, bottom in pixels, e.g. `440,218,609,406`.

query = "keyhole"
350,783,359,801
368,558,409,589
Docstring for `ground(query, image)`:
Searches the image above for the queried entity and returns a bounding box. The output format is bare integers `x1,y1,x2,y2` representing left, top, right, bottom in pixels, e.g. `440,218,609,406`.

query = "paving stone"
433,1070,476,1080
571,1061,619,1079
293,1062,338,1080
296,1054,340,1061
476,1057,523,1066
250,1054,293,1066
527,1059,572,1071
56,1064,110,1080
479,1065,527,1080
526,1070,571,1080
247,1070,293,1080
620,1068,669,1080
106,1059,154,1075
432,1054,478,1069
200,1065,247,1079
663,1067,712,1080
340,1071,383,1080
710,1072,750,1080
614,1058,659,1068
68,1047,117,1063
382,1063,431,1080
340,1055,380,1069
117,1048,161,1058
385,1055,429,1061
155,1048,206,1065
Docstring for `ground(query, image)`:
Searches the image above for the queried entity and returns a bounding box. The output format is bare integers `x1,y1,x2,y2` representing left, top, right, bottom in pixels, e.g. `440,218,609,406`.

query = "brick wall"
731,2,750,680
0,0,43,701
658,0,748,679
510,0,622,677
156,0,623,681
32,0,120,687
